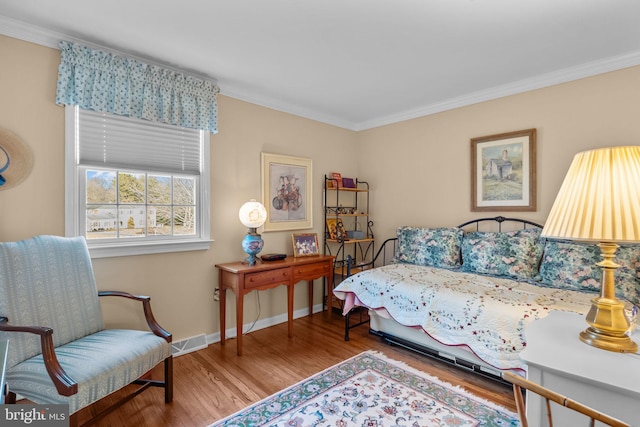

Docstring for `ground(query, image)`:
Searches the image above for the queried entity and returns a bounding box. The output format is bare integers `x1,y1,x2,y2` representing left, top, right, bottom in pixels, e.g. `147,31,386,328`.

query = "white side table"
520,310,640,426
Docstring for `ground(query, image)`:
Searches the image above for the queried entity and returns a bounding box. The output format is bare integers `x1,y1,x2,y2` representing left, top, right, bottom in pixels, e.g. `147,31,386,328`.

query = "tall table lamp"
239,200,268,266
541,146,640,352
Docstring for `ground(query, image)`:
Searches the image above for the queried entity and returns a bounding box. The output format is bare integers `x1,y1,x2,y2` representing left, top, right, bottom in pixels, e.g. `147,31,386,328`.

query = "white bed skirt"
368,310,523,378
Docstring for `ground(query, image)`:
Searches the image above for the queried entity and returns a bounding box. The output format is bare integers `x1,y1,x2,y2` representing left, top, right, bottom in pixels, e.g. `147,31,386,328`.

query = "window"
65,106,211,258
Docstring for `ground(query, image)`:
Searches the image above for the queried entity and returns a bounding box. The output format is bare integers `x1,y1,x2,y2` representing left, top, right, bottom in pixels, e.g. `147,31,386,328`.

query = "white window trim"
64,105,212,258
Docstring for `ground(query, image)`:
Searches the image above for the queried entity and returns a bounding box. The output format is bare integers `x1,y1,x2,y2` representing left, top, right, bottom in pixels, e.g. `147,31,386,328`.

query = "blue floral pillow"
461,228,543,280
615,246,640,304
537,240,640,304
536,241,600,292
395,227,463,269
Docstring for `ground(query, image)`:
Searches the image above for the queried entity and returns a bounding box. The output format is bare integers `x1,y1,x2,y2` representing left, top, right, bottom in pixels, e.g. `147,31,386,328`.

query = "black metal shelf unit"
323,175,374,313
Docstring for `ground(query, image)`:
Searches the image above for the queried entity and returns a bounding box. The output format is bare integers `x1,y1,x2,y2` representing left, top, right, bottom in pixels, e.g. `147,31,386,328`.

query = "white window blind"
78,109,202,174
66,105,211,258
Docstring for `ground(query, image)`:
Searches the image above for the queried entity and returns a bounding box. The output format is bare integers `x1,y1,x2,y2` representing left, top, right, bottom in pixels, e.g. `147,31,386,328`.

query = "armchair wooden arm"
98,291,172,343
0,317,78,396
502,371,630,427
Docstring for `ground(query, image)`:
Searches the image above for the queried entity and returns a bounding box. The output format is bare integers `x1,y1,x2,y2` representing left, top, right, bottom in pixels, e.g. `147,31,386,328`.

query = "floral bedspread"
333,263,593,371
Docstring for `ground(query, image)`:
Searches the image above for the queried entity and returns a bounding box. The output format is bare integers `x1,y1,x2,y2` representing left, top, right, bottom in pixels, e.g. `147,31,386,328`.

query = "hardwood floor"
75,311,516,426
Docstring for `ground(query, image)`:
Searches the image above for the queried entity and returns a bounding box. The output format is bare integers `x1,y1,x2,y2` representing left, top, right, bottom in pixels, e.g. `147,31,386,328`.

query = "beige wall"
2,34,640,343
358,66,640,241
0,35,357,341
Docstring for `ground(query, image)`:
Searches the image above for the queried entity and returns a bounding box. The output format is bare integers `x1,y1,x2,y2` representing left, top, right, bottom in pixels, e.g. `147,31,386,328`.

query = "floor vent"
171,334,207,356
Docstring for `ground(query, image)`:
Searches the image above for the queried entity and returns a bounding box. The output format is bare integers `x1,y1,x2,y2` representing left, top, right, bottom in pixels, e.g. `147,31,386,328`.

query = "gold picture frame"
262,152,313,231
471,129,537,212
292,233,319,257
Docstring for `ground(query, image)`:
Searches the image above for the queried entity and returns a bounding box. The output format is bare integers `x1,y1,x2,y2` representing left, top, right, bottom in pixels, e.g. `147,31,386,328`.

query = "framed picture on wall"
262,152,313,231
471,128,537,212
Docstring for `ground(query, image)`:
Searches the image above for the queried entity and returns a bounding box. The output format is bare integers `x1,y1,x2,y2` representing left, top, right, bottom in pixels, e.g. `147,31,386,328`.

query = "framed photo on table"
292,233,319,257
471,129,537,212
262,153,313,231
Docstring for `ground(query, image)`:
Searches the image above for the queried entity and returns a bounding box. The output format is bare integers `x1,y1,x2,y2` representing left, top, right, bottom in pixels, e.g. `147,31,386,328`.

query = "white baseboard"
173,303,326,357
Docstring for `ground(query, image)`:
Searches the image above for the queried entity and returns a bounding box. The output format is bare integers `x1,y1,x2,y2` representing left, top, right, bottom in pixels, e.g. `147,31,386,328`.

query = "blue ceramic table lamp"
239,200,268,265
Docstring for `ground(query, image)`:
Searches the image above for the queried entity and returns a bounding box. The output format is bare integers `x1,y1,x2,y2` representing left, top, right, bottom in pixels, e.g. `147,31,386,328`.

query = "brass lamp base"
578,243,638,353
580,328,637,353
579,296,638,353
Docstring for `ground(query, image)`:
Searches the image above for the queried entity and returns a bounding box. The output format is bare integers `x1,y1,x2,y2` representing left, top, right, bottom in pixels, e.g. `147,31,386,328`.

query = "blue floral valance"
55,40,219,133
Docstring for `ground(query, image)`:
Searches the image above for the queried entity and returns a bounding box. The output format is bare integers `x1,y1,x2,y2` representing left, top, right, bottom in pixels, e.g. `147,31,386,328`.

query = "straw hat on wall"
0,128,33,191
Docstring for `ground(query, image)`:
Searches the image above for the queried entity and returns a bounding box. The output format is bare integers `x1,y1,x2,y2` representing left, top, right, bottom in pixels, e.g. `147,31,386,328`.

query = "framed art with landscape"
262,152,313,231
470,129,537,212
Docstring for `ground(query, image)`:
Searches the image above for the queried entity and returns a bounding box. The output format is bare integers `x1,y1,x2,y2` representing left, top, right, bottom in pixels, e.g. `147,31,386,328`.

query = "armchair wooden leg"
165,355,173,403
6,391,17,404
512,384,528,427
69,413,79,427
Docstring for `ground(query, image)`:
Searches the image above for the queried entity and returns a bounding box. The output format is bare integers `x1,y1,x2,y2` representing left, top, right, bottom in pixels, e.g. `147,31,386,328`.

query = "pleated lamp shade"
541,146,640,243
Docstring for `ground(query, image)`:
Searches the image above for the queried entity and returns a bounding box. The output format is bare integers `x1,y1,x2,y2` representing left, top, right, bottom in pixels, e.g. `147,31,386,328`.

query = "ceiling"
2,0,640,131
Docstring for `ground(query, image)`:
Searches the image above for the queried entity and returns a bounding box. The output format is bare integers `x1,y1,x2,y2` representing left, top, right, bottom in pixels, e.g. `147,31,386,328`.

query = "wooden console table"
215,255,335,355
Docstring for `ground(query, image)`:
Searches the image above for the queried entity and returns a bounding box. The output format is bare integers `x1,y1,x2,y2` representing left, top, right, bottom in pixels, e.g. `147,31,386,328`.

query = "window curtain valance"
56,40,219,133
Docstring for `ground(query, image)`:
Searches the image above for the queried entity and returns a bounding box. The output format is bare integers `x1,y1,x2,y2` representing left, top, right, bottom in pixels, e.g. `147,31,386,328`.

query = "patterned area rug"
210,351,518,426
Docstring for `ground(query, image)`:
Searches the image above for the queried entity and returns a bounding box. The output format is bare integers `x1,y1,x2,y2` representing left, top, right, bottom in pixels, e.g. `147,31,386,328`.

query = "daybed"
333,217,640,380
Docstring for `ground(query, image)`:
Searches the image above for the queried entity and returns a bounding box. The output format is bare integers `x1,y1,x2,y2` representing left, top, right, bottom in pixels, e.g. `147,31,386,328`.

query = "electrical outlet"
213,288,220,301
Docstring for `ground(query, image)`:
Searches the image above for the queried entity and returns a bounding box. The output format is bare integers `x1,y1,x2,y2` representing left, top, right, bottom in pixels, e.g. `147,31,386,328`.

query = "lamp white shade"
541,146,640,243
239,200,267,229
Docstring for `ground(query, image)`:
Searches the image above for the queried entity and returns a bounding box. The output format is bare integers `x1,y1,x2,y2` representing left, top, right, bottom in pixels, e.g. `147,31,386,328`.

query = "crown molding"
218,83,357,131
0,14,350,130
218,49,640,131
0,14,61,48
4,14,640,132
356,51,640,131
0,15,217,83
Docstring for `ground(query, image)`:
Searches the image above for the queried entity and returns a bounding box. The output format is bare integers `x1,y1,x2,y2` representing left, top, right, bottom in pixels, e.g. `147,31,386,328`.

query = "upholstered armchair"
0,235,173,426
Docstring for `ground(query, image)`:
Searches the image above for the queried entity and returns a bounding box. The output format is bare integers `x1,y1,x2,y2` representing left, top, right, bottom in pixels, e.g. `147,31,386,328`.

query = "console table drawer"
293,262,331,280
245,268,290,289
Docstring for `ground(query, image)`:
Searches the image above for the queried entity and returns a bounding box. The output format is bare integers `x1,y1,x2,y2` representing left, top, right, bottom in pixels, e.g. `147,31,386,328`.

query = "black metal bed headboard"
348,216,544,276
457,216,543,232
